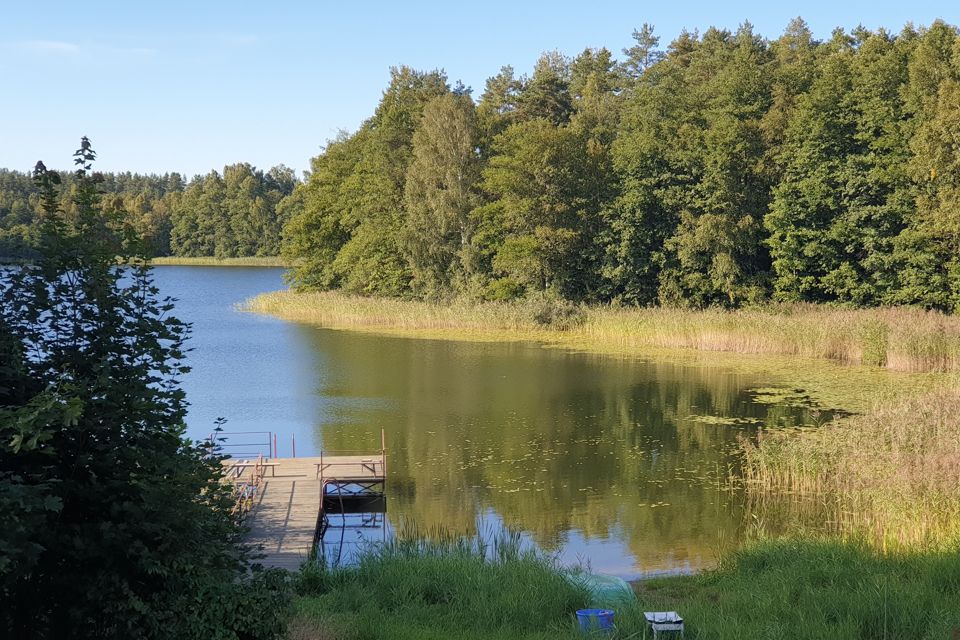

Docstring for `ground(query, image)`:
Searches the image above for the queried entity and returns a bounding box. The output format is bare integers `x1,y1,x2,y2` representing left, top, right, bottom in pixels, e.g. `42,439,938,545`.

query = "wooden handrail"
229,453,267,521
381,428,387,478
316,429,387,475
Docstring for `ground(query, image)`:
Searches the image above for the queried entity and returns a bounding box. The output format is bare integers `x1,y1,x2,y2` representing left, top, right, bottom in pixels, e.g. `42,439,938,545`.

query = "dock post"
292,434,296,458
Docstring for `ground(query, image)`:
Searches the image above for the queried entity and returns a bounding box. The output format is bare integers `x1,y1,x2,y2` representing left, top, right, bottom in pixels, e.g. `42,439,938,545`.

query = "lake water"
155,265,818,579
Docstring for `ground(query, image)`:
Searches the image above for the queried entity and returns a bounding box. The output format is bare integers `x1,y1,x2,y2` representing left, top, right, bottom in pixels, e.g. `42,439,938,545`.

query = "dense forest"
281,19,960,311
3,19,958,311
0,163,297,259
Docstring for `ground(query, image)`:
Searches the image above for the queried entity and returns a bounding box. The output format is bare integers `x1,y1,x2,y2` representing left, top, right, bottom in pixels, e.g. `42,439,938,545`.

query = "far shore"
149,256,290,267
244,289,959,413
4,255,291,267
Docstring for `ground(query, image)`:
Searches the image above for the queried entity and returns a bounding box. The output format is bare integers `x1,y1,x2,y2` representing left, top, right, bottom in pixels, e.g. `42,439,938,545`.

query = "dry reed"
743,388,960,549
245,291,960,374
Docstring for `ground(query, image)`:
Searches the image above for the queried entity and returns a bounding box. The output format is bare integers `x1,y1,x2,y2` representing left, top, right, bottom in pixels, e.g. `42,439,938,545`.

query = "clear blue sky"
1,0,953,177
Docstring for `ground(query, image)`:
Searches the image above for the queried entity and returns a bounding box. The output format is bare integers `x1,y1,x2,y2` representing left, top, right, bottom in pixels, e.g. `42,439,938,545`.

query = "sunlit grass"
244,290,567,337
581,304,960,373
246,291,960,374
630,538,960,639
290,529,589,640
743,388,960,549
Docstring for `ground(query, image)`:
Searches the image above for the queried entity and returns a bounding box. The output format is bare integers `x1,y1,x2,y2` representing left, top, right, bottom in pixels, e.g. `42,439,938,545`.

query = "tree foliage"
0,140,290,639
169,163,295,258
281,66,449,295
278,19,960,311
403,93,483,296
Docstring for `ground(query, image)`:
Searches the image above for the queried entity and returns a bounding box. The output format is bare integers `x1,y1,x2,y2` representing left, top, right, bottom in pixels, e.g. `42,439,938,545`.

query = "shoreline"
149,256,290,267
243,289,957,413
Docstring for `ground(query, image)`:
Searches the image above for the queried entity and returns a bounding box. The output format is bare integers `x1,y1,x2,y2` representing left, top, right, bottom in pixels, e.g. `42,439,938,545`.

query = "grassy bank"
289,534,587,640
246,291,960,373
149,256,289,267
287,534,960,640
631,538,960,639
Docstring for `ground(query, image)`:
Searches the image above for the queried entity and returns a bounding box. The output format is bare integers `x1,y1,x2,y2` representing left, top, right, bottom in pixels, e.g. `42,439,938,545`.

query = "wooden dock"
223,442,386,571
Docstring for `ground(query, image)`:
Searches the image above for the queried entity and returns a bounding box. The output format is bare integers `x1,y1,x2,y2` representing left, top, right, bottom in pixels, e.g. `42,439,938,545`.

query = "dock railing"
224,453,267,521
312,430,388,555
317,429,387,481
208,430,274,459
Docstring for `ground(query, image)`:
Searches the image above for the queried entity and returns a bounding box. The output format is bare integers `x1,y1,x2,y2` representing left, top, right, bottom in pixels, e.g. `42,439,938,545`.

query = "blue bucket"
576,608,615,632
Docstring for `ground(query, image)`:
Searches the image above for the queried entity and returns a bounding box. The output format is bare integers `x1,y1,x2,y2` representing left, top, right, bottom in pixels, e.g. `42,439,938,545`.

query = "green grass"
287,532,589,640
149,255,289,267
632,538,960,639
287,534,960,640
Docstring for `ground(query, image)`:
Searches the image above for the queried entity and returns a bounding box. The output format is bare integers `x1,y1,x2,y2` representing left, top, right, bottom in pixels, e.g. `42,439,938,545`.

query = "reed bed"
244,291,571,335
246,291,960,373
582,304,960,372
743,388,960,549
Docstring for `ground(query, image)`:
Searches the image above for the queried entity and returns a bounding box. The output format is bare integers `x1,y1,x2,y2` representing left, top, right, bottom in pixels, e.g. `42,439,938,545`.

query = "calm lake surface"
155,265,818,579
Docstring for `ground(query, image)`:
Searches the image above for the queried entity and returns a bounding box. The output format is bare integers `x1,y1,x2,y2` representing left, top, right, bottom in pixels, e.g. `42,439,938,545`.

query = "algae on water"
682,415,763,426
747,387,817,408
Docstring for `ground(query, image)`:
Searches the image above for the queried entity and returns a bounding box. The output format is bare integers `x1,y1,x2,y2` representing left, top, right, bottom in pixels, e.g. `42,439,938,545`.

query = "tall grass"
581,304,960,373
288,530,960,639
291,528,589,640
246,291,960,373
244,290,586,335
743,388,960,549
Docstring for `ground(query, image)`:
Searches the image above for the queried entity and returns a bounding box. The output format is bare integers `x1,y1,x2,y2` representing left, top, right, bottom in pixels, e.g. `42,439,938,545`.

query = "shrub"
0,140,290,639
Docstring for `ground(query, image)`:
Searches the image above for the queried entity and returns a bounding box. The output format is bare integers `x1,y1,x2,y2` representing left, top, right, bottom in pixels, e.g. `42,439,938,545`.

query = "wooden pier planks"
234,455,385,571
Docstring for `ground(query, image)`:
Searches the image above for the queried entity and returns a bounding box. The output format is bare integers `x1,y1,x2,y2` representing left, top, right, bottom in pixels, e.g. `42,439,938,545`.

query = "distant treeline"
0,163,297,259
280,19,960,311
